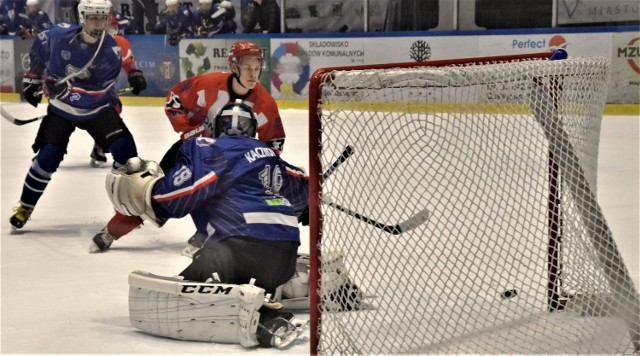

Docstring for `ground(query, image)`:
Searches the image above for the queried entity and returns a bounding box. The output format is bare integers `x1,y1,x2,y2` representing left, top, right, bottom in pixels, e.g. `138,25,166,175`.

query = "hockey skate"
89,144,108,168
9,204,33,232
181,231,207,258
89,228,114,253
257,306,309,348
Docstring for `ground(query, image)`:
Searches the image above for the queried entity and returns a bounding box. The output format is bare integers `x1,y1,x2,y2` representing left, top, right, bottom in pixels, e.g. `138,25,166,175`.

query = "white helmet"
78,0,111,38
166,0,179,6
199,0,213,4
26,0,39,6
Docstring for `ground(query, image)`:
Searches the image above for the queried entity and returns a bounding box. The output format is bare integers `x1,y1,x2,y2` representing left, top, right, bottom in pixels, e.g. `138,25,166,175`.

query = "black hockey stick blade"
322,145,354,180
325,200,430,235
0,106,43,126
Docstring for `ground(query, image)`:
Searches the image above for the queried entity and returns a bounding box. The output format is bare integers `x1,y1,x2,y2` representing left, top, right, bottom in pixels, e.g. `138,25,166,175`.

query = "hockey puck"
500,289,518,299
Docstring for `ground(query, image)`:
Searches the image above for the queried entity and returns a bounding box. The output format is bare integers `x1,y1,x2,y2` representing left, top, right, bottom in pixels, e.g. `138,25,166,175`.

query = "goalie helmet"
207,100,257,138
78,0,111,38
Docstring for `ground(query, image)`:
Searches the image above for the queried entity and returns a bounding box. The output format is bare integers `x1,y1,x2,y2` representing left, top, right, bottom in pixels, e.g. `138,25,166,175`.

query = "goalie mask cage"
307,50,640,355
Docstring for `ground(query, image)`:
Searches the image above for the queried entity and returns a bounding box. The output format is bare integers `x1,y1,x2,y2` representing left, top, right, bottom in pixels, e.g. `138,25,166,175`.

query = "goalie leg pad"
128,270,265,347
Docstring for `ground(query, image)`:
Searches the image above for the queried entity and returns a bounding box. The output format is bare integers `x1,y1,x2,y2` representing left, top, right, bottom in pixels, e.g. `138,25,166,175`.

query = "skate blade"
273,318,309,349
90,159,108,168
88,241,102,253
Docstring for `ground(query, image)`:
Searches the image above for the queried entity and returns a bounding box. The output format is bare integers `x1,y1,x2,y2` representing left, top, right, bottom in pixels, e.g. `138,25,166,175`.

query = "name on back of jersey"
245,147,276,163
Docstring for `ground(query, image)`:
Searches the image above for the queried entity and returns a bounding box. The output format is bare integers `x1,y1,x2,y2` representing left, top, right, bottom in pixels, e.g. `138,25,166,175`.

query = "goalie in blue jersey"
106,100,310,347
107,100,308,295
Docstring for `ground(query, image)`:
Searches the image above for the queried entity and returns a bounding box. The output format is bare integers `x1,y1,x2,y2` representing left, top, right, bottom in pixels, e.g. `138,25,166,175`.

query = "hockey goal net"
307,50,639,354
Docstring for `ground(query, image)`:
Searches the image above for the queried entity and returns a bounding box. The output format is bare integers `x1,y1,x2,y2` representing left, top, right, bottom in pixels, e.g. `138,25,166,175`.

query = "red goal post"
307,50,639,354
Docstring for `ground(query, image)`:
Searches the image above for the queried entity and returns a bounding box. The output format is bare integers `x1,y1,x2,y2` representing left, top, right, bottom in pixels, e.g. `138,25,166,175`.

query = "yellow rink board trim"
0,92,638,115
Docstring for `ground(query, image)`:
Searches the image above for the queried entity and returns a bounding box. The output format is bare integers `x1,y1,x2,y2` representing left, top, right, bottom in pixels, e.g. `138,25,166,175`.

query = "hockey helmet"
207,100,257,138
78,0,111,38
228,41,265,69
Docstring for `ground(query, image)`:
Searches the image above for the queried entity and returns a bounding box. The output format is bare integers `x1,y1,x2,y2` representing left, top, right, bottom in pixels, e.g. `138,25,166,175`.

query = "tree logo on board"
410,40,431,62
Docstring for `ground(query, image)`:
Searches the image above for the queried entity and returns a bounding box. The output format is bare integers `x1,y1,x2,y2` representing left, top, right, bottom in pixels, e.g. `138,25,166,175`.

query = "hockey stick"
323,196,430,235
1,87,134,126
322,145,354,180
320,145,430,234
0,106,44,126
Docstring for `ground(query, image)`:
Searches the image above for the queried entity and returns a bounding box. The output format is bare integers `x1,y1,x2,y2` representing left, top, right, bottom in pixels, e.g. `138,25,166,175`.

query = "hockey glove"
44,77,71,101
127,69,147,95
17,26,33,40
22,72,43,107
105,157,165,226
168,33,180,46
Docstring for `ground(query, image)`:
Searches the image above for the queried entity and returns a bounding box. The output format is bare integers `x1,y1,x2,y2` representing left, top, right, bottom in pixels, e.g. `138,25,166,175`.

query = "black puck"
501,289,518,299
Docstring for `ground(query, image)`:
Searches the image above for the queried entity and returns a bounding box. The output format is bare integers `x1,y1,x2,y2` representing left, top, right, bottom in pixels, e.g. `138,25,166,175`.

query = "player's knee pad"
128,270,265,347
108,135,138,167
34,144,65,173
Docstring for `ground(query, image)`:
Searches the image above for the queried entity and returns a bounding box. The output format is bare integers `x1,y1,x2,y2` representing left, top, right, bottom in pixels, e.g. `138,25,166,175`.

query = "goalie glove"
127,69,147,95
105,157,165,226
22,72,43,107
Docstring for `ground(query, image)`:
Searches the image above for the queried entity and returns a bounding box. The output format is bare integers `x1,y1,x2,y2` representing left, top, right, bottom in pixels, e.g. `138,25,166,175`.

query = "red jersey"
164,72,286,151
114,35,136,75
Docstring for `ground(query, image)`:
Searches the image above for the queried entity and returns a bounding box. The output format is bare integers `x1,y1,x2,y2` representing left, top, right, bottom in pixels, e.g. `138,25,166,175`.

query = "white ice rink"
0,103,637,354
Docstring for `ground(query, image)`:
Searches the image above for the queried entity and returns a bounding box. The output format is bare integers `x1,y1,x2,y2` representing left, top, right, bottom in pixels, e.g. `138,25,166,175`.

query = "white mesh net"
311,54,639,354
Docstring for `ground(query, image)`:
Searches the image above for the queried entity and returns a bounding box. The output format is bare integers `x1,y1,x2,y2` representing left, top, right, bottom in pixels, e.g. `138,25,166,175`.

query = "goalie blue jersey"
152,135,309,244
28,24,121,121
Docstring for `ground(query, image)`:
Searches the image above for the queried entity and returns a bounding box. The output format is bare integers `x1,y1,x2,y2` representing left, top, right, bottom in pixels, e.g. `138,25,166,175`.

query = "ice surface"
0,103,636,354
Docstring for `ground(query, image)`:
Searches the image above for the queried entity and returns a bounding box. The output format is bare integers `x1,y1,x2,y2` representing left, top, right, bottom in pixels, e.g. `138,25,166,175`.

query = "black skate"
89,228,114,253
90,144,108,168
257,306,308,348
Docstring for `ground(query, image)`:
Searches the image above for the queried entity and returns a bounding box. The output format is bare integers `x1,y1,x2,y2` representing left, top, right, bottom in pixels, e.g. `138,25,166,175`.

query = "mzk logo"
618,37,640,74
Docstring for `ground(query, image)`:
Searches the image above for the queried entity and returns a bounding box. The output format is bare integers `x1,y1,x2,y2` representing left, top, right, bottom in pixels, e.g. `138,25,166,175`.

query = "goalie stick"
321,145,430,234
1,87,134,126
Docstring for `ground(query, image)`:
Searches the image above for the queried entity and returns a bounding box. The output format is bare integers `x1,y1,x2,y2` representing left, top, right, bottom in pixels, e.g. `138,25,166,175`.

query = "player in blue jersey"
105,100,309,295
154,0,195,46
193,0,236,37
16,0,52,40
9,0,139,232
0,0,26,35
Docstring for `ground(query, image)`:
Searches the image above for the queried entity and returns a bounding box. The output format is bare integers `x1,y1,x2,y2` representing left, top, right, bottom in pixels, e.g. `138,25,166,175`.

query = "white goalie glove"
105,157,165,226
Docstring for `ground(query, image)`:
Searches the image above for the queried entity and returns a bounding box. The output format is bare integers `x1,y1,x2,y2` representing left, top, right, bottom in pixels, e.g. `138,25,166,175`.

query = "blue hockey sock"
20,144,64,207
108,135,138,167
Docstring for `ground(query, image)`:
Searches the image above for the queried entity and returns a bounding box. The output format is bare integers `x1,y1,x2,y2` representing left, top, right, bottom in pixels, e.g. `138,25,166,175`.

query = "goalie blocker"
128,270,308,348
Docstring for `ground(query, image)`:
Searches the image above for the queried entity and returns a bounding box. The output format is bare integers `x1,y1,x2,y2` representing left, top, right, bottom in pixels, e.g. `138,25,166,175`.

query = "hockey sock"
20,144,64,207
108,135,138,168
106,211,143,239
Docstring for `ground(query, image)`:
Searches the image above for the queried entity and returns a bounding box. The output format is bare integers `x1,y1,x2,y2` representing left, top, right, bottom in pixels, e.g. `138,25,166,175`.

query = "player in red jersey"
90,40,286,254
